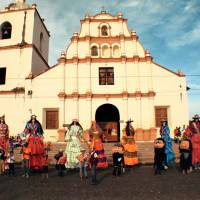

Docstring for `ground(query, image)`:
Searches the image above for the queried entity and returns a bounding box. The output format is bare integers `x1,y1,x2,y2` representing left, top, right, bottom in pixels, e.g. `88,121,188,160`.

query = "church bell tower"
0,0,50,90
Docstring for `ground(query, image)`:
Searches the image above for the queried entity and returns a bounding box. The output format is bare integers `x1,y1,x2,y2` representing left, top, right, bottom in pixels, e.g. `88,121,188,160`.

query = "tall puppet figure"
160,121,175,167
90,121,108,168
123,120,138,168
190,114,200,169
0,115,9,152
65,119,83,169
23,115,44,170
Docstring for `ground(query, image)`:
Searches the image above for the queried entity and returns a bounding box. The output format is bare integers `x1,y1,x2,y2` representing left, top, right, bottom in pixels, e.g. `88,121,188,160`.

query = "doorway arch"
95,103,120,142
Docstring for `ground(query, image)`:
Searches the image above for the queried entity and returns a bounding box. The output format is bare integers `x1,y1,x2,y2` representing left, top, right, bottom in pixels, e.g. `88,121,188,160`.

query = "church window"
99,67,114,85
91,46,98,56
39,32,43,53
155,106,168,127
0,68,6,85
102,45,110,57
45,109,59,129
0,22,12,40
113,45,120,57
101,25,108,36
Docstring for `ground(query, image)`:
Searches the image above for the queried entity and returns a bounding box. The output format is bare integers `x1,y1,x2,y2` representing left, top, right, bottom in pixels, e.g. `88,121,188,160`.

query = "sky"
1,0,200,118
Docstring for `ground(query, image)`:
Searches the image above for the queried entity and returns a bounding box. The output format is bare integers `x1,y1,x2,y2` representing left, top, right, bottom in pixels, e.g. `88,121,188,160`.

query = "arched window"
113,45,120,57
39,32,43,53
101,25,108,36
0,22,12,39
102,45,110,57
91,46,98,56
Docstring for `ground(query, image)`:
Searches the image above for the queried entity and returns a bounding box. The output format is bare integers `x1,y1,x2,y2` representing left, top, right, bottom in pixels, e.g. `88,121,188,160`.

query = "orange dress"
124,143,138,166
94,139,108,168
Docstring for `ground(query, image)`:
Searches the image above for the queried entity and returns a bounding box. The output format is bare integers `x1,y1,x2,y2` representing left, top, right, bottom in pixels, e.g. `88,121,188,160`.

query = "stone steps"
13,142,180,164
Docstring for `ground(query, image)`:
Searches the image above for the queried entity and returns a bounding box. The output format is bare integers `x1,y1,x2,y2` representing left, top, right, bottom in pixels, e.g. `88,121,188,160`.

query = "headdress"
31,114,37,119
193,114,199,119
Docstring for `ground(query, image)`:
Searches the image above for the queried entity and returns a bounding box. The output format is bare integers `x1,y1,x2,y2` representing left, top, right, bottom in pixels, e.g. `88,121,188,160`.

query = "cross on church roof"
101,6,106,13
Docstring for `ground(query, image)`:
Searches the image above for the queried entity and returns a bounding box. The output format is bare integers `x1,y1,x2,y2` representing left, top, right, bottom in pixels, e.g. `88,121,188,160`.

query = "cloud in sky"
0,0,200,118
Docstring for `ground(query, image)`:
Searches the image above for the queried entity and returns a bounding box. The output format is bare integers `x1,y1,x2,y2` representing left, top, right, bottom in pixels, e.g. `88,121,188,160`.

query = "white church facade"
0,0,189,142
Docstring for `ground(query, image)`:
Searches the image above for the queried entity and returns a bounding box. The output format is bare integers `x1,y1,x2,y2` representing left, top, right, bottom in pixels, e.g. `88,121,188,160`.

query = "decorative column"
131,30,138,56
117,12,124,35
72,32,79,57
57,51,66,142
72,56,79,120
120,33,125,56
84,15,90,36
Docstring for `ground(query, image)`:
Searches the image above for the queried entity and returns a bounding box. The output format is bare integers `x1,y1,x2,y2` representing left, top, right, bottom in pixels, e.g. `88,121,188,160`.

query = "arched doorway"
95,103,120,142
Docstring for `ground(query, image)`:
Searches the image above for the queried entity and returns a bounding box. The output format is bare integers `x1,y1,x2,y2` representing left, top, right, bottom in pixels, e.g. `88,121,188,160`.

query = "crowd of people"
0,114,200,184
154,114,200,175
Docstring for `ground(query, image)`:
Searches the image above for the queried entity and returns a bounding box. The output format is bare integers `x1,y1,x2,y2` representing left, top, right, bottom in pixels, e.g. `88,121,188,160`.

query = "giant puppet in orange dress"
23,115,44,170
123,120,138,167
90,121,108,168
0,115,9,152
189,114,200,169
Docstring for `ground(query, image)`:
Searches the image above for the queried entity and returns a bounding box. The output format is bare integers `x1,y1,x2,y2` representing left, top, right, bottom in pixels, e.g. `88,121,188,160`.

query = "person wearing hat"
190,114,200,169
0,115,9,153
89,121,108,169
23,115,44,170
64,119,83,169
160,120,175,168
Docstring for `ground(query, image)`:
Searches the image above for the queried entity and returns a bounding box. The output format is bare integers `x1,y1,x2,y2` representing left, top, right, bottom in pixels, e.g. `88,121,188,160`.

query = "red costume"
24,115,44,170
0,117,9,151
190,115,200,165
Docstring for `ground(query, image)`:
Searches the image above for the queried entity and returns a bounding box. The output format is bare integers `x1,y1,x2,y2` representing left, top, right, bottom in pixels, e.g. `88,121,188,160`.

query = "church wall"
0,47,32,90
32,10,49,62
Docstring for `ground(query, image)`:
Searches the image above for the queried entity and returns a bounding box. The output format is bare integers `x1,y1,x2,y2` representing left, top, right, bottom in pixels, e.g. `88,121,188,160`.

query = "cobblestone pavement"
0,165,200,200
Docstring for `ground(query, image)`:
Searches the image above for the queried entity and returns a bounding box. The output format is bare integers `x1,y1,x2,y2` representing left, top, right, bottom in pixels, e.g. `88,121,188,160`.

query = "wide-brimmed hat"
193,114,199,119
126,119,134,123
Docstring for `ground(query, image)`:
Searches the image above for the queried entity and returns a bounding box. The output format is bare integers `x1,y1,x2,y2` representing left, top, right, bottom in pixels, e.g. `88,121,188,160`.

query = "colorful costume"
160,122,175,165
90,122,108,169
93,139,108,168
124,141,138,166
65,121,83,168
0,121,9,151
23,117,44,170
189,115,200,167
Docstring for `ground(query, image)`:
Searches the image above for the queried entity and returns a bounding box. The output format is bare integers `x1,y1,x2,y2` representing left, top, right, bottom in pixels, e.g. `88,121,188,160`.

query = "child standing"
112,143,124,176
77,148,89,180
7,151,15,176
90,149,98,185
54,149,63,170
21,142,31,178
57,152,67,176
179,139,192,174
0,146,6,175
42,154,49,180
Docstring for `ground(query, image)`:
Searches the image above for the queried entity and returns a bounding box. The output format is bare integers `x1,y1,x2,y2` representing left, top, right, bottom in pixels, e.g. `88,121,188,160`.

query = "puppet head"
154,138,165,149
